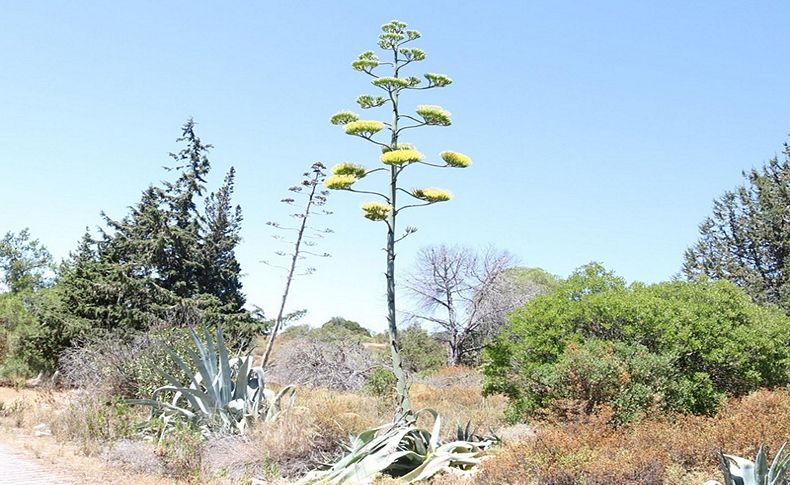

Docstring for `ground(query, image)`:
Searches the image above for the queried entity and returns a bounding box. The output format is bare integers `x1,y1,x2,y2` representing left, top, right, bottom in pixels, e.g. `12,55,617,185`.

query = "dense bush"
510,339,702,424
483,263,790,421
320,317,371,338
398,323,447,374
59,327,195,399
364,367,397,399
278,317,372,343
0,287,77,377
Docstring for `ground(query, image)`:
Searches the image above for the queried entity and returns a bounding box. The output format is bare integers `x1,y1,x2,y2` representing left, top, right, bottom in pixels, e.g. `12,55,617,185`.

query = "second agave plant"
130,325,295,437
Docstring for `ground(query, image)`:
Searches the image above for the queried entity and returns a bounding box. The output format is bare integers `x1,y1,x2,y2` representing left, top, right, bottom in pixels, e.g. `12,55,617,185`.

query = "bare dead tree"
403,245,545,366
260,162,332,368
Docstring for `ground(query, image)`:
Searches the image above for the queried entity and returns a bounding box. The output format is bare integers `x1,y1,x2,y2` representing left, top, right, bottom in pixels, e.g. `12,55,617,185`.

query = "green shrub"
399,324,446,374
504,339,705,424
320,317,371,338
364,367,397,399
483,263,790,420
0,288,75,377
59,327,195,399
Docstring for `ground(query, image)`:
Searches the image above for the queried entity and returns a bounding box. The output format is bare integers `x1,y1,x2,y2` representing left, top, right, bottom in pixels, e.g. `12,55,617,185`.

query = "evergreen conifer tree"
684,141,790,311
59,120,249,332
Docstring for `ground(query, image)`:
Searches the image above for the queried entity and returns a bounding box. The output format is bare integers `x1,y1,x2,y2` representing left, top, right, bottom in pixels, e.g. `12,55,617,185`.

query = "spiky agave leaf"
717,443,790,485
299,409,496,484
129,325,295,436
768,443,790,484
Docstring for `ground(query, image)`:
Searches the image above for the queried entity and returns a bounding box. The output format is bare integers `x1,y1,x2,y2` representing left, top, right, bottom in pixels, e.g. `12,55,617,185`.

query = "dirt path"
0,442,73,484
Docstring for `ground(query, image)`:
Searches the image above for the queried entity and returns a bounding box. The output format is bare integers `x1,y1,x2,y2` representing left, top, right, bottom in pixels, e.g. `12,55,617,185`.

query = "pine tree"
683,141,790,311
202,167,246,312
59,120,250,332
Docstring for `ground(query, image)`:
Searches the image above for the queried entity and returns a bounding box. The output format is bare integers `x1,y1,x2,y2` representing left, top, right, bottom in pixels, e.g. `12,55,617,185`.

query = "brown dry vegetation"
202,368,509,482
475,388,790,485
1,376,788,484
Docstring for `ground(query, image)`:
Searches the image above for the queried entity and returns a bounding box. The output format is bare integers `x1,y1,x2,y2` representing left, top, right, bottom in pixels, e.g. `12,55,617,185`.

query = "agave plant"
130,325,295,437
705,443,790,485
299,410,497,484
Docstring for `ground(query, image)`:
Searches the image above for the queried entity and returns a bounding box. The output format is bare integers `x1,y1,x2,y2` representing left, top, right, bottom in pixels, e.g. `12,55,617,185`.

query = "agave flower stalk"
260,162,332,369
326,20,471,420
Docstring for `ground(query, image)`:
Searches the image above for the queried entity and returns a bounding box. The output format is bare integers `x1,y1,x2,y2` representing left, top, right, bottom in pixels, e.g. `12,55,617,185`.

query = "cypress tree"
59,120,250,332
683,141,790,311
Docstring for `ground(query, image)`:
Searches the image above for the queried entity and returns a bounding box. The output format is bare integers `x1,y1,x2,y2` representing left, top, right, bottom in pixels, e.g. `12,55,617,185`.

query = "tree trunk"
447,344,462,367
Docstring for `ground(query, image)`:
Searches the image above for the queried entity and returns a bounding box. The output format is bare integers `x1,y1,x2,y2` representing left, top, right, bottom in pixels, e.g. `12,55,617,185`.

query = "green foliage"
684,141,790,311
504,266,560,293
365,367,397,399
130,325,295,436
399,324,446,374
714,443,790,485
279,324,312,340
122,330,195,399
56,120,251,338
0,228,53,293
277,317,373,343
299,410,496,484
503,339,700,424
321,317,371,338
0,287,73,376
483,263,790,420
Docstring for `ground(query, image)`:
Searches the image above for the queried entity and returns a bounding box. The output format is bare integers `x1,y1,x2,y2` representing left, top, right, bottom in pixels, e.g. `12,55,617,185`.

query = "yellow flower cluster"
380,149,424,165
330,111,359,125
416,105,452,126
344,120,385,136
399,47,426,61
361,202,392,221
324,174,358,190
331,162,367,178
425,73,453,87
357,95,387,109
352,51,379,71
440,151,472,168
413,188,452,202
372,77,410,88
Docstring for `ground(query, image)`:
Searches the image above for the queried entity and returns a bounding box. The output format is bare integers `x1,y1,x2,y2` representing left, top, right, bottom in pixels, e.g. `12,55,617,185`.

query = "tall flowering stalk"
260,162,332,368
326,20,471,419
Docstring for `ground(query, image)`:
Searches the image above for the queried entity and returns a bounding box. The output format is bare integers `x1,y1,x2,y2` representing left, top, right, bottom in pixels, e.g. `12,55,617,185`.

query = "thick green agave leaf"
129,325,295,437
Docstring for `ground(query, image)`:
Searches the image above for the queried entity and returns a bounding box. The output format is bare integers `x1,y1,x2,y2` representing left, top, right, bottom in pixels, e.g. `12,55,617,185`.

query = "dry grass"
474,388,790,485
4,376,787,485
203,368,508,482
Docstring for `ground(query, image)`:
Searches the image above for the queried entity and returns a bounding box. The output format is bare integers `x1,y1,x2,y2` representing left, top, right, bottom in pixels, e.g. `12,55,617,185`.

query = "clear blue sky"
2,2,789,331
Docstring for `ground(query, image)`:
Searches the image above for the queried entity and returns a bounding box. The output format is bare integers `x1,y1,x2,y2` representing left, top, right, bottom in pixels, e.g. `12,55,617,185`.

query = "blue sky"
2,1,789,331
